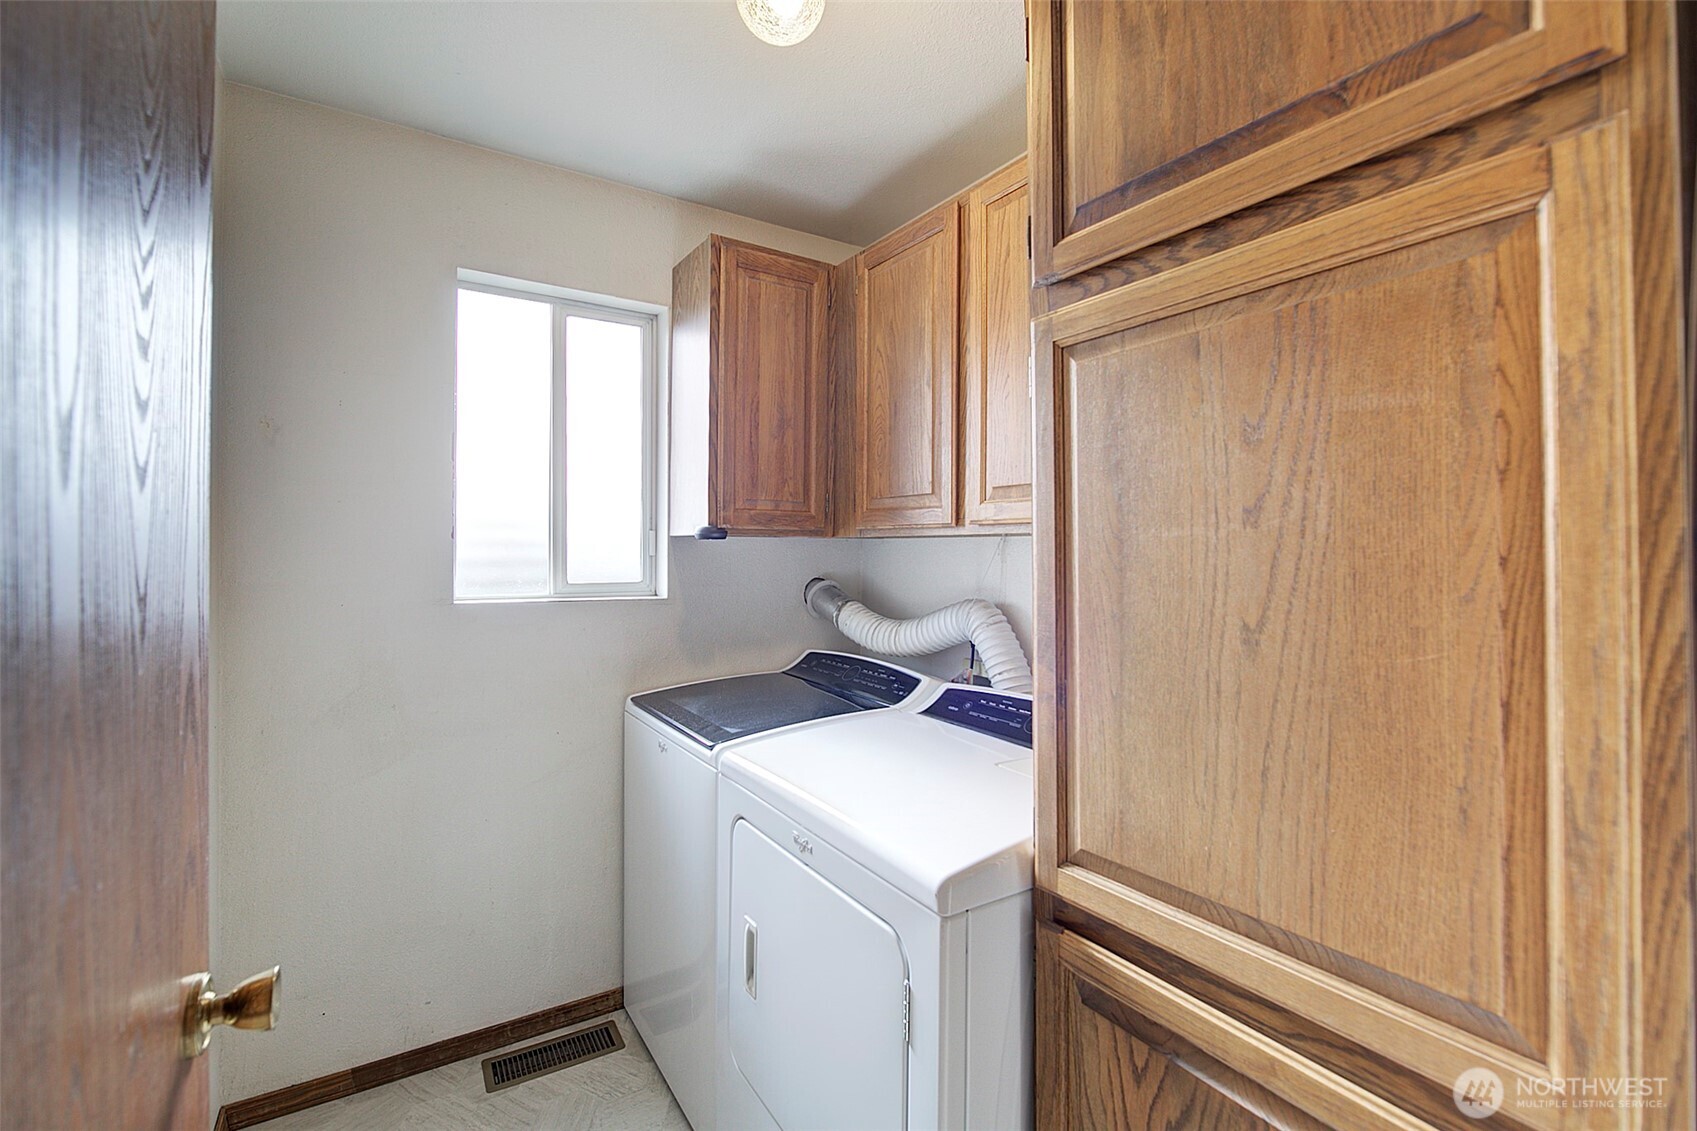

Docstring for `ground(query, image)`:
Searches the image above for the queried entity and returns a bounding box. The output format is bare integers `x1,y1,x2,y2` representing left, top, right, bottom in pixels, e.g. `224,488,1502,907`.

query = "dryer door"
728,818,909,1130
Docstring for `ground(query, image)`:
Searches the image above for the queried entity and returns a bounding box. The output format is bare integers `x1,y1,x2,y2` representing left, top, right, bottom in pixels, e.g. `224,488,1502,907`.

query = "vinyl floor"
259,1010,693,1130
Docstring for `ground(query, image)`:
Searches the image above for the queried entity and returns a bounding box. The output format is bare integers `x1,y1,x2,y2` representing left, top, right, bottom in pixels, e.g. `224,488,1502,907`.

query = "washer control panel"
785,652,922,709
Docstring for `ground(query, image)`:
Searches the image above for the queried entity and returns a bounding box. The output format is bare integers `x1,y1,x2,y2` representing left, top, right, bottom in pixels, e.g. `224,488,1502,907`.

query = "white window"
453,270,663,601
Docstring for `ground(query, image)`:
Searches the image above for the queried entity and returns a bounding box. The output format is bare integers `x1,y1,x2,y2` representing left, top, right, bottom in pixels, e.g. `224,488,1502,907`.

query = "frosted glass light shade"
738,0,823,46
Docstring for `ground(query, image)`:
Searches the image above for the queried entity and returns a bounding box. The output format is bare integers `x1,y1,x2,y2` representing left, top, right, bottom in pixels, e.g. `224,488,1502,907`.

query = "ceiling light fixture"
737,0,823,46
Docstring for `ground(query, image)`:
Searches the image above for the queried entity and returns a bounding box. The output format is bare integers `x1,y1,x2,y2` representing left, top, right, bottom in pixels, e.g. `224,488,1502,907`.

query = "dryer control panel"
921,687,1033,748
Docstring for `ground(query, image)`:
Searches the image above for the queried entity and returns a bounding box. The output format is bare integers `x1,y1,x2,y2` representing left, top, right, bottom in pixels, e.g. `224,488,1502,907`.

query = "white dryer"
714,685,1035,1131
624,652,933,1131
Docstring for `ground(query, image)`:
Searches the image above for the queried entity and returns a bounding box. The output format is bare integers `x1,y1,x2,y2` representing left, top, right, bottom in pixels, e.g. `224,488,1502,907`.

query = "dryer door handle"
743,917,758,1000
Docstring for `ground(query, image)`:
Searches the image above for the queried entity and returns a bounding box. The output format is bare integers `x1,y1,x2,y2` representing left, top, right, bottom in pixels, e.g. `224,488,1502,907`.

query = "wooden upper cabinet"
961,161,1033,526
841,156,1033,535
853,202,960,531
1026,0,1626,283
1035,118,1648,1126
670,235,832,536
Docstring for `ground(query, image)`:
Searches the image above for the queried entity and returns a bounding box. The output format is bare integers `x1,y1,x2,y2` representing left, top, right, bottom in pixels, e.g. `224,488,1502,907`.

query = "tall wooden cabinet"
1029,2,1694,1128
670,236,833,536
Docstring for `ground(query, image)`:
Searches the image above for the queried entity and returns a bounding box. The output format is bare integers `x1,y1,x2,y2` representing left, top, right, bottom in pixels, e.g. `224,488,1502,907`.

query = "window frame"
453,269,667,603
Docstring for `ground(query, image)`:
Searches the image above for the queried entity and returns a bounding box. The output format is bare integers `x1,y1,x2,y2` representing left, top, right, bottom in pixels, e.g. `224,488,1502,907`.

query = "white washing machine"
714,684,1035,1131
624,652,934,1131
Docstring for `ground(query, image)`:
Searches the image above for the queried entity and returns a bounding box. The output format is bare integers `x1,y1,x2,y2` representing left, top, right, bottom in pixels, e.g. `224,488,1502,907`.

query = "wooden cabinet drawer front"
1039,926,1432,1130
1027,0,1624,284
1034,122,1637,1128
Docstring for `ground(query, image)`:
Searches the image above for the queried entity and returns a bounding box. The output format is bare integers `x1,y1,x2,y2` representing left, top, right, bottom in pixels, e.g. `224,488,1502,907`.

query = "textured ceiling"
216,0,1029,245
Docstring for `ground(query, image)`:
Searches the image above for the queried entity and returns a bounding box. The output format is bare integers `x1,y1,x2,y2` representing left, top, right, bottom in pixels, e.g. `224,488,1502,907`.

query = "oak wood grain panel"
1038,74,1605,315
1039,926,1432,1131
1068,984,1299,1131
1597,4,1697,1122
712,237,832,534
962,158,1034,526
1039,924,1290,1131
1036,121,1650,1127
1028,0,1625,283
1042,890,1529,1131
1539,113,1638,1122
854,202,960,530
1044,144,1550,348
1062,0,1494,219
1065,214,1548,1054
2,2,216,1127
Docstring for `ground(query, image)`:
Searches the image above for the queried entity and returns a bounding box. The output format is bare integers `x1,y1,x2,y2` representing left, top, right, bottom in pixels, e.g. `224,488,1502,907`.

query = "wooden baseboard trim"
216,986,623,1129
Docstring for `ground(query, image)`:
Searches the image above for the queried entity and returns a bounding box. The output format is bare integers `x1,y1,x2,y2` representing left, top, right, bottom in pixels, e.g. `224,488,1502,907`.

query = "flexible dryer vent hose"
802,577,1034,695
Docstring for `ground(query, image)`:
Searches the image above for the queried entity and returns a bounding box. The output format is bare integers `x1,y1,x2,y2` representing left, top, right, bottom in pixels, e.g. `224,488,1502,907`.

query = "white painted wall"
210,84,867,1107
211,82,1033,1111
857,535,1034,682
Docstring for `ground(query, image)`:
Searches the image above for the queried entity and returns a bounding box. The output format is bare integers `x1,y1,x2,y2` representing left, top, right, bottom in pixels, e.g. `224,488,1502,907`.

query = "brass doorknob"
180,966,281,1058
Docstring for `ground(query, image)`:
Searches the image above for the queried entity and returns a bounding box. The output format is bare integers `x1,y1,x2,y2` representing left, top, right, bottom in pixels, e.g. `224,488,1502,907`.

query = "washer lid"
629,673,858,749
628,652,925,749
720,704,1035,916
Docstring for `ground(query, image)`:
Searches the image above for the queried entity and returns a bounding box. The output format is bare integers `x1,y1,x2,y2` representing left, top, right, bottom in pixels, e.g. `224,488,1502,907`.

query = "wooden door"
854,202,960,530
713,238,832,535
2,2,216,1127
1035,118,1662,1127
1027,0,1626,283
961,160,1034,527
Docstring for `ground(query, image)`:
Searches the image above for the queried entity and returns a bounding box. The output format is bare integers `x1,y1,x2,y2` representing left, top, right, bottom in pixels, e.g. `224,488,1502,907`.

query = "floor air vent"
480,1019,625,1093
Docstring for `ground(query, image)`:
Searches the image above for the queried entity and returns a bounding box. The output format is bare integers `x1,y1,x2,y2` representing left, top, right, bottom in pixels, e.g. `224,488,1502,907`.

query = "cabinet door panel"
1038,927,1427,1131
714,240,831,534
963,161,1034,526
855,203,959,530
1028,0,1624,282
1035,122,1636,1124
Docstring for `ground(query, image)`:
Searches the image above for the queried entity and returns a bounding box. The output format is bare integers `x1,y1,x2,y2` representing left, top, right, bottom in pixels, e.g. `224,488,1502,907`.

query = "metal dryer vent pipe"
802,577,1034,694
